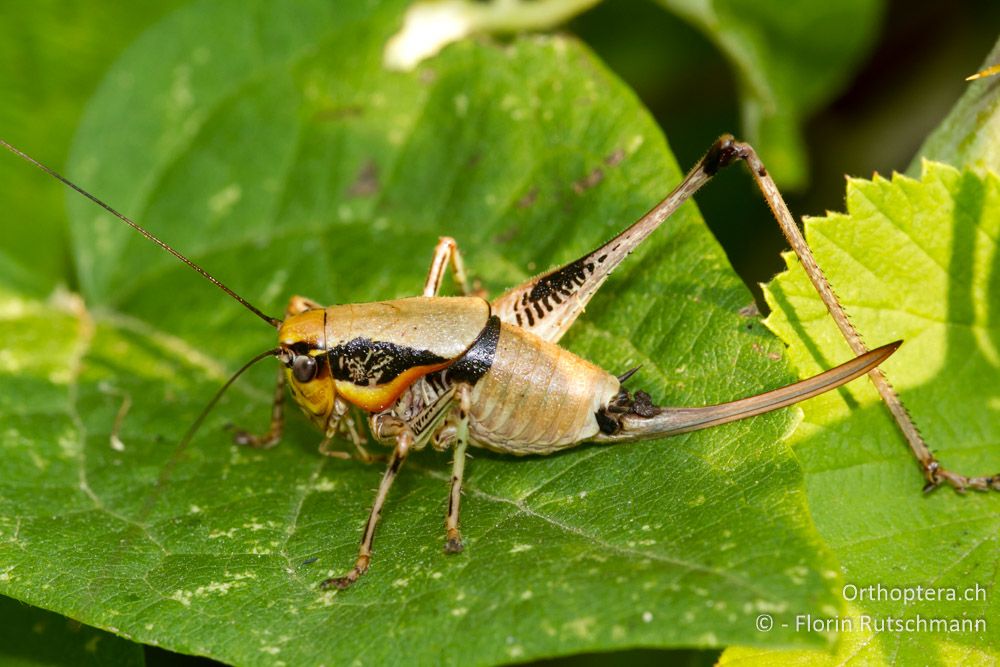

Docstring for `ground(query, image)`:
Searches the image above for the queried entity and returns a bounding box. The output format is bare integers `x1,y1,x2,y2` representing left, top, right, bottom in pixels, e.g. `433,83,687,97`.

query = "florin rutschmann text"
795,614,985,634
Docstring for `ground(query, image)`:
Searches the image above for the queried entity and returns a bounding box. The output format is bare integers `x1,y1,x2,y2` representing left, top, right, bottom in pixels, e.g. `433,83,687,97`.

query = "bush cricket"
4,135,916,589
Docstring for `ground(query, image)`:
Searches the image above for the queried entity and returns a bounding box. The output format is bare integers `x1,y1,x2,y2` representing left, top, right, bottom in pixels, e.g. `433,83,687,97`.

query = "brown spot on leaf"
494,226,519,244
738,303,760,318
517,187,538,209
751,341,782,361
348,160,380,198
314,105,364,122
604,148,625,167
573,168,604,195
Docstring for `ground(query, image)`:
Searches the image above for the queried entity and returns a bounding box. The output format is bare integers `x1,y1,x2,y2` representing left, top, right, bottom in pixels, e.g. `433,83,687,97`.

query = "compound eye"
292,354,318,383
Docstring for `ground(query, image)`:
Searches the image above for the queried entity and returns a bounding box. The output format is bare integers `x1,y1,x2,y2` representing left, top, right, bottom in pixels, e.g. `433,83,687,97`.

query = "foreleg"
320,429,412,589
231,294,321,448
232,364,285,449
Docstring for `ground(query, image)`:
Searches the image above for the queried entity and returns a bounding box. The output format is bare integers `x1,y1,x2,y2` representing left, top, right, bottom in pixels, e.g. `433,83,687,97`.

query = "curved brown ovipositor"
592,341,901,443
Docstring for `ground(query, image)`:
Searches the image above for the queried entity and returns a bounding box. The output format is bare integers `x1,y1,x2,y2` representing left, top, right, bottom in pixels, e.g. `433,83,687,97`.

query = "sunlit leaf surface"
724,162,1000,665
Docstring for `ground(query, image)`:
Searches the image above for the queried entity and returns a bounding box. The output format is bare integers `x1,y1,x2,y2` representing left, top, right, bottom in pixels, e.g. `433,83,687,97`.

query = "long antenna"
1,139,282,328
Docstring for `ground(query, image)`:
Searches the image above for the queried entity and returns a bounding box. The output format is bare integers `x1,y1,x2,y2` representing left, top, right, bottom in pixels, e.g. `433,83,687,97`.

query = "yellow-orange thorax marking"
333,360,453,413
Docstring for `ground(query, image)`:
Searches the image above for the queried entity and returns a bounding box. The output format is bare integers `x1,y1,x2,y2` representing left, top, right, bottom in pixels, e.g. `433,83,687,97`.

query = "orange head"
277,309,336,429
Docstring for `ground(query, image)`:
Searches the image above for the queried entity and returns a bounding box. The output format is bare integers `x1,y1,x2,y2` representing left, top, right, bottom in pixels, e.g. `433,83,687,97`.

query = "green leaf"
724,163,1000,664
655,0,883,188
911,36,1000,175
0,0,185,296
0,596,143,667
3,0,847,664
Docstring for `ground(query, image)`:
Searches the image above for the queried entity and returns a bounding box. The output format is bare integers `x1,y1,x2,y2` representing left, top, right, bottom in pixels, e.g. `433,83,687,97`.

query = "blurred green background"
1,0,998,664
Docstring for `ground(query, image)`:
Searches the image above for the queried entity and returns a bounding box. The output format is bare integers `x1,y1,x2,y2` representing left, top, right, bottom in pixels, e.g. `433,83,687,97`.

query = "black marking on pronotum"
450,316,501,385
327,338,447,386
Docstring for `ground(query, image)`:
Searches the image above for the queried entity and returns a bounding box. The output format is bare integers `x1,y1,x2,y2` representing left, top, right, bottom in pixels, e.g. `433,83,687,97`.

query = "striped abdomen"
468,323,620,454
